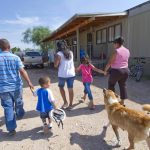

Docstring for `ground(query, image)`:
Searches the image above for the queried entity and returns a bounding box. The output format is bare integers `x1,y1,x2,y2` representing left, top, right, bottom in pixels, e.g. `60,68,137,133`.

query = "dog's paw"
103,137,107,143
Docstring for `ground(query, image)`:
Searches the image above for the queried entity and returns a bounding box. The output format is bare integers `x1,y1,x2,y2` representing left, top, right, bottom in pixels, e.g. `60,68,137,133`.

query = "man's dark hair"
0,39,10,51
113,37,124,46
39,77,50,87
57,40,71,60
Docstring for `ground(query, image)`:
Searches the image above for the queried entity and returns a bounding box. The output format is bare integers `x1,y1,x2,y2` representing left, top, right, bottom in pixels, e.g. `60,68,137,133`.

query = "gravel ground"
0,67,150,150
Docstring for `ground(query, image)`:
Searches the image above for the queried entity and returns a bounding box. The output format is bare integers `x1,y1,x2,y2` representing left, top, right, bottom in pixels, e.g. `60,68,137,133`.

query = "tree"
11,47,21,53
22,26,54,52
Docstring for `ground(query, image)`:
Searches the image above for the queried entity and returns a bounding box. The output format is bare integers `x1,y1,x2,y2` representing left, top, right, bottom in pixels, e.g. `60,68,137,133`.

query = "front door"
87,33,93,59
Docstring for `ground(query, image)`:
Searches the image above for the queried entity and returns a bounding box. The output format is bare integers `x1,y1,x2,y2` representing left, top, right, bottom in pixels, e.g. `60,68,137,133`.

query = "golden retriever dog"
103,89,150,150
143,104,150,114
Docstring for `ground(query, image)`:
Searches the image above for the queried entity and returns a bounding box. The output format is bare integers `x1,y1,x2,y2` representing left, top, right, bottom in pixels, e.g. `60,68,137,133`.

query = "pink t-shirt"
111,46,130,69
79,64,94,83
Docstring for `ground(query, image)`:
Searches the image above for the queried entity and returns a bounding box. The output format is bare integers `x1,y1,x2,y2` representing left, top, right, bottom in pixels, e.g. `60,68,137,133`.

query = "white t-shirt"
34,88,55,102
57,51,75,78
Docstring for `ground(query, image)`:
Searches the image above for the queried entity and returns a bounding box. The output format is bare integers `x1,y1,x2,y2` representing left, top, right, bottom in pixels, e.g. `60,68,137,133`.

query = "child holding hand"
76,56,104,109
33,77,57,133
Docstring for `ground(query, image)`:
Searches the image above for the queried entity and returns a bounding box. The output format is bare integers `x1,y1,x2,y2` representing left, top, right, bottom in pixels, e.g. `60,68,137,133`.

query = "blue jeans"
58,76,75,88
83,83,93,100
0,89,25,132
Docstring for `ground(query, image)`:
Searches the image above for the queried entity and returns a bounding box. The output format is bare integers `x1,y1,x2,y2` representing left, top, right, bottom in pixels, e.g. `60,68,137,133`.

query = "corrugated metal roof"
42,12,127,42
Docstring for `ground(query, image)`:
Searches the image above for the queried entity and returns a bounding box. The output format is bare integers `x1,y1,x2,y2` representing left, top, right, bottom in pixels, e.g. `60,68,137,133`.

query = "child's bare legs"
40,113,51,133
42,118,47,125
48,118,52,129
41,118,49,134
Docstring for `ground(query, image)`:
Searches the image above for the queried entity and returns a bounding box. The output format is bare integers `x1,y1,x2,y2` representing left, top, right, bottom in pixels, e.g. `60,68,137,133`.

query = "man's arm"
19,68,34,89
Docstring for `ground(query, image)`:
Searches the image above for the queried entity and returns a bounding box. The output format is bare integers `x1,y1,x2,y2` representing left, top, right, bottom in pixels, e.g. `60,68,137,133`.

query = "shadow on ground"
66,103,105,118
76,74,150,105
0,110,39,128
70,127,120,150
0,127,54,142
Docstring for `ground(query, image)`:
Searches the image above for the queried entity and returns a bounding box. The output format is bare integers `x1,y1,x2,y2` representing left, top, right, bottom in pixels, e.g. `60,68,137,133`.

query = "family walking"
0,36,130,135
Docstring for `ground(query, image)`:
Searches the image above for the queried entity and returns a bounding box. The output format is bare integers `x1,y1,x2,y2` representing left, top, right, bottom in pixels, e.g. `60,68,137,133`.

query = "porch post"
76,28,80,64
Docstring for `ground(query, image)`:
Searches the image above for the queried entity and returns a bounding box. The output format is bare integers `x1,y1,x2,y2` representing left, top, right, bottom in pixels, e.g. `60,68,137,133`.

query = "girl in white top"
54,40,75,110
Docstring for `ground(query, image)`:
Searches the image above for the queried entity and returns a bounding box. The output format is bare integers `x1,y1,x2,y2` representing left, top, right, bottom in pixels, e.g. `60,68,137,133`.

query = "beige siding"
128,11,150,57
79,31,87,50
65,18,128,60
92,18,128,59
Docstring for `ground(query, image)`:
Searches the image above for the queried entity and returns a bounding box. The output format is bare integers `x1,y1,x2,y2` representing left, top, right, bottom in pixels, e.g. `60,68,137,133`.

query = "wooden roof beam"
55,17,95,39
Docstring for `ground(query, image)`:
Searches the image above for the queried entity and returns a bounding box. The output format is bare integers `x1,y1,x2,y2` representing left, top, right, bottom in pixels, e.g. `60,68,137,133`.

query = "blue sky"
0,0,148,49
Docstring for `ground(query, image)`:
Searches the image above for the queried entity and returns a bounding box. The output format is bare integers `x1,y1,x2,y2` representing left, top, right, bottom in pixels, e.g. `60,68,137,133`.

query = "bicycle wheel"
129,65,136,77
136,70,143,82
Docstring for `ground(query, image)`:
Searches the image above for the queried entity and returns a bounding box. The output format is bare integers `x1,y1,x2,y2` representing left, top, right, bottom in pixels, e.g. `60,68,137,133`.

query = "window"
96,28,107,44
108,24,122,42
25,52,41,56
72,38,77,59
102,29,107,43
115,24,122,38
72,38,77,45
108,26,115,42
87,33,92,44
96,30,101,44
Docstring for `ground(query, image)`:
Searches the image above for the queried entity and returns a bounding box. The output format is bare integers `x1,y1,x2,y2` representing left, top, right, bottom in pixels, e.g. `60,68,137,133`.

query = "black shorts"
40,112,50,119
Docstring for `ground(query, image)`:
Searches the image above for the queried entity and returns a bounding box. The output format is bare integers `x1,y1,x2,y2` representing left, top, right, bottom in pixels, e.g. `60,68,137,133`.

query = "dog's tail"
142,104,150,112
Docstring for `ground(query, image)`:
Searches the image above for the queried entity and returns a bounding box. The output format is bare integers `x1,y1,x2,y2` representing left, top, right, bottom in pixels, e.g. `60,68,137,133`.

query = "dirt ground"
0,67,150,150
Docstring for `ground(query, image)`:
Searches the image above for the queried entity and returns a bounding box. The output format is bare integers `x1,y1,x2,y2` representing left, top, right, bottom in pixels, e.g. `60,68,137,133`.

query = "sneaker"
48,124,53,129
43,124,49,134
9,130,16,136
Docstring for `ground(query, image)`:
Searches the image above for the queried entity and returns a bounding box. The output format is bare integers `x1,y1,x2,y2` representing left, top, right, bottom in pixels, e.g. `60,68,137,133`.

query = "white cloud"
49,16,68,30
0,15,44,26
0,29,35,49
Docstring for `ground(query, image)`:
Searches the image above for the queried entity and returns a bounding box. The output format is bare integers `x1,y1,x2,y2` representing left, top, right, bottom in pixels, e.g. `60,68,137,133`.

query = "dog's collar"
108,97,119,105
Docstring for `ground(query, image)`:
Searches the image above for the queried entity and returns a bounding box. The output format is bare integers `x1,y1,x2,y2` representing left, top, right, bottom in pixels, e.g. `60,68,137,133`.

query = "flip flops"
61,103,68,109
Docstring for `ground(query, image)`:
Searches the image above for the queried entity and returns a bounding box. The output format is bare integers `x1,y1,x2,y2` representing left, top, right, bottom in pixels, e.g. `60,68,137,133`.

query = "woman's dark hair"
57,40,71,60
81,55,90,65
113,37,124,46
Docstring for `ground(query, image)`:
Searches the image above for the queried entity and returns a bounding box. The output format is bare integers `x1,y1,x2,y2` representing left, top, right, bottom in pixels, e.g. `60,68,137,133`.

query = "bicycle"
129,57,146,82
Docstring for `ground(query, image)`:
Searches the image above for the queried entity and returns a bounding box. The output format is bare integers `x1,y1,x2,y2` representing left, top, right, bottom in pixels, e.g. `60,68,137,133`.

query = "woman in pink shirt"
76,56,104,109
104,37,130,105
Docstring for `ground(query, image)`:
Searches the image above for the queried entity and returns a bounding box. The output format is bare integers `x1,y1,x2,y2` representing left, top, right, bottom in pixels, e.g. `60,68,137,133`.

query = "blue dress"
36,88,54,113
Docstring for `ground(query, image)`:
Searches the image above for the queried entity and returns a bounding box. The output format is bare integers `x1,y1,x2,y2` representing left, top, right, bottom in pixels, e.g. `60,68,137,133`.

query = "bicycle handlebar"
133,57,145,60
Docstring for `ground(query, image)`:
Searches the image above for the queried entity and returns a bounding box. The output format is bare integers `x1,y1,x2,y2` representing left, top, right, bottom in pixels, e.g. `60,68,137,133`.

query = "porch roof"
42,12,127,42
